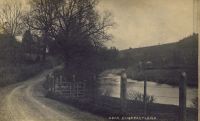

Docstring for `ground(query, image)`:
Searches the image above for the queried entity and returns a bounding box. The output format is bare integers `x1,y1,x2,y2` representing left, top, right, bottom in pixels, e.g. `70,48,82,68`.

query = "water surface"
99,72,197,108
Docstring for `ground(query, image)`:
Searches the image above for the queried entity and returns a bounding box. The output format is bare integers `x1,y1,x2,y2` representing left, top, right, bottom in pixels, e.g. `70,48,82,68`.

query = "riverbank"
45,68,197,121
126,67,198,87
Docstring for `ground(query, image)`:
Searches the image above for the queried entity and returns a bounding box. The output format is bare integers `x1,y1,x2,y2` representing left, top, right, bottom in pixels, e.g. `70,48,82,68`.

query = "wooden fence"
46,73,86,98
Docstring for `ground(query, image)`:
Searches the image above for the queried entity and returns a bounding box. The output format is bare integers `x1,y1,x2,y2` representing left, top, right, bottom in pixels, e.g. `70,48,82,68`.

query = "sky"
97,0,199,50
0,0,29,10
0,0,198,50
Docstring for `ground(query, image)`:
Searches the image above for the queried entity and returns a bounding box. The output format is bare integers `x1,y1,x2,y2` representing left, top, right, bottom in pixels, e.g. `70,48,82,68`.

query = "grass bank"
46,94,197,121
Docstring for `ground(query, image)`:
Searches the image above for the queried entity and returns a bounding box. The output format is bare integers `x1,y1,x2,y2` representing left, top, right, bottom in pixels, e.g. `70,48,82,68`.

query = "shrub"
127,91,155,104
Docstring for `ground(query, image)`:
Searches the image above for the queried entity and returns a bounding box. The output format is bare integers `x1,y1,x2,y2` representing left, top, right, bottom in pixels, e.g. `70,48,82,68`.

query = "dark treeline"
22,0,117,82
0,0,121,93
0,33,54,86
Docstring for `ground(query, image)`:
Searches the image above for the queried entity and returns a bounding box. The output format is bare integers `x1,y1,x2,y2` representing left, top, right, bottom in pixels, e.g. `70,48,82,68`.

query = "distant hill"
119,33,198,86
120,33,198,69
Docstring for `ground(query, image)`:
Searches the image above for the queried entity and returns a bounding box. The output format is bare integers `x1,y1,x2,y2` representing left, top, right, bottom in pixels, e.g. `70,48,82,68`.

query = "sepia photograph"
0,0,198,121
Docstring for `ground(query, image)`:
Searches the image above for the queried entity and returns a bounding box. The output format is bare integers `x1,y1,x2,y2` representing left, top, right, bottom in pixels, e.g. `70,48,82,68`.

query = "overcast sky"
97,0,198,50
0,0,198,50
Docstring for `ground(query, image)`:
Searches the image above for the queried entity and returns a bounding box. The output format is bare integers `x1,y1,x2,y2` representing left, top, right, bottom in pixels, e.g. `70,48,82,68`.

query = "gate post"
120,70,127,113
179,72,187,121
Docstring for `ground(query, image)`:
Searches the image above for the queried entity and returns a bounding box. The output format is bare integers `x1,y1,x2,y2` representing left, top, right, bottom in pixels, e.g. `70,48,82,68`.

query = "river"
99,70,198,108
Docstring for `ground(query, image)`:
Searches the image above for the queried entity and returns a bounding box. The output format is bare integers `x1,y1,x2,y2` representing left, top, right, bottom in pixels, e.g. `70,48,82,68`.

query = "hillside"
119,33,198,86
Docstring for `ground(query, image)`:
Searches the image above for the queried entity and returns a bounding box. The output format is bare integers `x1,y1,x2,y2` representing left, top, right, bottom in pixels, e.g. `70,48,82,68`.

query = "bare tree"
23,0,63,60
55,0,113,47
53,0,114,66
0,0,23,37
25,0,114,62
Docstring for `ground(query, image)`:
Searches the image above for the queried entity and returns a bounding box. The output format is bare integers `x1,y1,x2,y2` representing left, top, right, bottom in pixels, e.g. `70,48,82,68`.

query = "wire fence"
127,85,180,99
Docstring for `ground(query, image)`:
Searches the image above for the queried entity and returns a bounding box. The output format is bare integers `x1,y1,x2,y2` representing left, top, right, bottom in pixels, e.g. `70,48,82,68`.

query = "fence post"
93,74,97,101
60,75,63,84
120,70,127,113
73,74,76,81
52,74,54,93
139,61,147,115
53,74,56,93
179,72,187,121
46,74,49,91
144,75,147,115
49,74,52,93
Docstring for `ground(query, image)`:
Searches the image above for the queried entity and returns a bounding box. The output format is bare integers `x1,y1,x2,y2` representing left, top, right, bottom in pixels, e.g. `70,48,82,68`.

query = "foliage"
0,34,23,64
0,0,117,95
96,47,120,70
0,61,53,87
24,0,114,65
22,30,34,53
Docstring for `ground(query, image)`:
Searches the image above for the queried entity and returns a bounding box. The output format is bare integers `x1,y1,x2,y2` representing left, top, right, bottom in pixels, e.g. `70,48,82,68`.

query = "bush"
191,97,198,110
127,91,155,104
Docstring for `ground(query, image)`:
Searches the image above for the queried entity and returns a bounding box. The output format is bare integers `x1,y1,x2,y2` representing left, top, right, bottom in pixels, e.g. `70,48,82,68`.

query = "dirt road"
0,68,107,121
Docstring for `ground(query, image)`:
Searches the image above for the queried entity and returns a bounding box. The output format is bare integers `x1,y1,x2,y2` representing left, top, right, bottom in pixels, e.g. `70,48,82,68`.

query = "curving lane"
0,68,107,121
